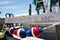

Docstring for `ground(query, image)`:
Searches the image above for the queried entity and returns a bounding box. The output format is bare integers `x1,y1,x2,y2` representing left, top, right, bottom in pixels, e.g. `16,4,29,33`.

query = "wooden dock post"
55,25,60,40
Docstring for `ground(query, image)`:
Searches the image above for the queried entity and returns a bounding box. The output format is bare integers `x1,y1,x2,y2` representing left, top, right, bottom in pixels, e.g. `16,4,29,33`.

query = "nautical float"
31,27,40,37
17,28,26,38
13,29,18,35
9,27,43,38
9,27,16,34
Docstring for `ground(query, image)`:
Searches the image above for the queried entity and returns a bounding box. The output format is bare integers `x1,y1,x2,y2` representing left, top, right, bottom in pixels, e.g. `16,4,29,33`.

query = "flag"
59,0,60,7
33,0,43,9
51,0,58,6
33,0,36,5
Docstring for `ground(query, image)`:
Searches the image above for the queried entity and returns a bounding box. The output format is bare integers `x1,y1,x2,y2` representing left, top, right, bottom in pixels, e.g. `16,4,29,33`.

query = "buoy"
13,29,18,35
39,27,43,32
17,28,26,38
31,27,40,37
26,30,32,36
19,28,26,38
17,28,21,38
9,27,15,34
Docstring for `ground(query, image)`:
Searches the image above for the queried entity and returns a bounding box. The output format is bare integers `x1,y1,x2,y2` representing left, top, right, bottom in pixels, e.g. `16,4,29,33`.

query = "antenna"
29,4,32,15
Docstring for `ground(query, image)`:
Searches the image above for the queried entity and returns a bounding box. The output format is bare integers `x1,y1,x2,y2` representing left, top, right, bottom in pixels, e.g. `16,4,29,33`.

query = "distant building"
0,18,5,30
5,13,60,27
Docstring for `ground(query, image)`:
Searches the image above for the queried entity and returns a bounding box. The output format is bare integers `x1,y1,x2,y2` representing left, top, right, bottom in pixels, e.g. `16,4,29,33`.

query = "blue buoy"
19,28,26,38
9,27,15,34
26,30,32,36
39,27,43,32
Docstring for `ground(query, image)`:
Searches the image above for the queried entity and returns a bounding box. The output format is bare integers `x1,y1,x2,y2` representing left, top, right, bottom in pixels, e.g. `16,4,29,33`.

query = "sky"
0,0,59,18
0,0,37,18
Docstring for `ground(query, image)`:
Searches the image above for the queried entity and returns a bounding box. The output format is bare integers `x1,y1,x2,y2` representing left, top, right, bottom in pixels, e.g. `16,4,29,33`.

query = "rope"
43,22,60,30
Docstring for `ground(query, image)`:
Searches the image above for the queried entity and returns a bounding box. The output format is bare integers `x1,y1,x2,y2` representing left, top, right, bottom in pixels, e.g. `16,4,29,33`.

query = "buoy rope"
43,22,60,30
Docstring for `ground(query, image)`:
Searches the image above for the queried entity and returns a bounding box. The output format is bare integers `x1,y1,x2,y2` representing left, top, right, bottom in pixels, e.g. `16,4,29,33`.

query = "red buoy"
31,27,40,37
13,30,18,35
